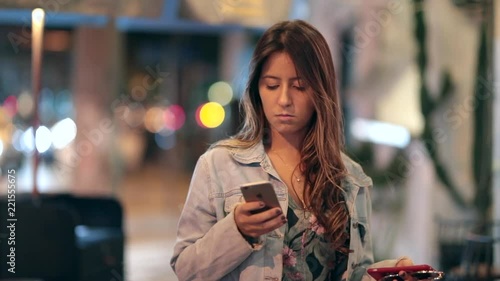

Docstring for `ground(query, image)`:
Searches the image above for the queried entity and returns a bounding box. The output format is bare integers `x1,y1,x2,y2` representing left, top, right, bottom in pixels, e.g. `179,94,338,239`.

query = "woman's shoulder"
201,144,234,162
341,152,373,188
204,139,265,164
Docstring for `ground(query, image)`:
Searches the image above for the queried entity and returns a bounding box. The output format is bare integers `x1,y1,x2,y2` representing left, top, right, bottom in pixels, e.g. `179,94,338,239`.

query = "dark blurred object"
0,193,125,281
413,0,467,210
1,0,163,18
452,0,490,7
459,233,497,280
437,219,500,281
413,0,494,218
452,0,492,22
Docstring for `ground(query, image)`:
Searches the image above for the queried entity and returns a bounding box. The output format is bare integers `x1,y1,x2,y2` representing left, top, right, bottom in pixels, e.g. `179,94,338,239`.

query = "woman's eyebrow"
261,75,302,81
261,75,279,80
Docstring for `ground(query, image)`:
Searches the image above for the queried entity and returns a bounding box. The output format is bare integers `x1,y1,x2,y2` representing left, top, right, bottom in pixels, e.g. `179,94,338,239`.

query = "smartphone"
240,181,281,214
367,264,437,280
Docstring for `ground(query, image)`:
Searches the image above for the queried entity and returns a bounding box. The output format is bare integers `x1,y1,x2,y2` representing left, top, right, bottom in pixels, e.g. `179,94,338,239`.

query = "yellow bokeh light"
208,81,233,106
198,102,225,128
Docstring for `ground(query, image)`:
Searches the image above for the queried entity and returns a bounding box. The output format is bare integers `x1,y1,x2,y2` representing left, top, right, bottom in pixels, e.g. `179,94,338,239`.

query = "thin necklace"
271,151,307,209
272,151,303,182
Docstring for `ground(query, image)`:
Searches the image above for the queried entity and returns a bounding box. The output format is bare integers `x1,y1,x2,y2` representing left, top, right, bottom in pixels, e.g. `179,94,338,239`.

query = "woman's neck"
266,131,303,159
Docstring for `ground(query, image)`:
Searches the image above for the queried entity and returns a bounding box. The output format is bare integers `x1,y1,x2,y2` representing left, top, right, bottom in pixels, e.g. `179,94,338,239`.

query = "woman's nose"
277,86,292,107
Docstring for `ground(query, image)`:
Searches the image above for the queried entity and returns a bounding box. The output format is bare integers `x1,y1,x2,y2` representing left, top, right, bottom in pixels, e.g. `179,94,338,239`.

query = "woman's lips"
276,114,294,121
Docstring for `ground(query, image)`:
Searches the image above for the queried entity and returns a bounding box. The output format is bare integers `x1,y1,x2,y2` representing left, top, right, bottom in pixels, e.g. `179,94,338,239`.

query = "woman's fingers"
396,271,417,281
251,209,286,232
235,204,286,238
394,257,414,281
395,258,413,267
238,201,266,213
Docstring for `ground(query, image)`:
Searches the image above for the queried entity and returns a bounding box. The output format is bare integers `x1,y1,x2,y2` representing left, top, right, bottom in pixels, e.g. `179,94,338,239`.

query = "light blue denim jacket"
171,142,401,281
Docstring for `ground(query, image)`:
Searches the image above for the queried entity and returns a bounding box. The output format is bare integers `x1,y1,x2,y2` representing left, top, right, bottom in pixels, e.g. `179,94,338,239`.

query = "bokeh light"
164,104,185,131
21,127,34,154
121,103,146,128
51,118,77,149
351,118,410,148
54,89,73,117
35,126,52,153
196,102,225,129
12,129,23,152
3,95,18,118
17,91,34,118
155,132,176,150
208,81,233,106
144,107,164,133
0,108,9,126
32,8,45,24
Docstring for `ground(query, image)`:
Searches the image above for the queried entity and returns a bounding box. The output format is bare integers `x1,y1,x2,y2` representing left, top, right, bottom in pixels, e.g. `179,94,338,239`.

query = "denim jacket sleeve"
341,154,412,281
347,176,376,281
346,192,413,280
170,154,257,281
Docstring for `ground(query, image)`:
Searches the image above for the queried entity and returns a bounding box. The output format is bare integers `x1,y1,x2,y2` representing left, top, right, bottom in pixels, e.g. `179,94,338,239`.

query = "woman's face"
258,52,315,140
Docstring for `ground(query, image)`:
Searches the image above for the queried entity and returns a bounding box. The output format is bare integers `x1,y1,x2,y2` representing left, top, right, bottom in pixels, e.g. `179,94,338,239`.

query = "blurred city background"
0,0,499,280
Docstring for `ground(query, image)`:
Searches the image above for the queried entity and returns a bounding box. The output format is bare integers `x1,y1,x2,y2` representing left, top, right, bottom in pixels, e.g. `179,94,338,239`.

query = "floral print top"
282,195,350,281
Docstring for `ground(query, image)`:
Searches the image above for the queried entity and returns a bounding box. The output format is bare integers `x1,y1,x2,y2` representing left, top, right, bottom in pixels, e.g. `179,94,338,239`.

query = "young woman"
171,20,415,281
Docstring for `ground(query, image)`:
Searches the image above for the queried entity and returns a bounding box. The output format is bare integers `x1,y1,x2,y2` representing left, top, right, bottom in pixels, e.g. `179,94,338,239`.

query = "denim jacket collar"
227,141,372,198
228,141,267,165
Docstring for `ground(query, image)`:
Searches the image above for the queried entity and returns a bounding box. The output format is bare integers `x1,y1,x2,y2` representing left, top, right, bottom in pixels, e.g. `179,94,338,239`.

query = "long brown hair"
218,20,348,249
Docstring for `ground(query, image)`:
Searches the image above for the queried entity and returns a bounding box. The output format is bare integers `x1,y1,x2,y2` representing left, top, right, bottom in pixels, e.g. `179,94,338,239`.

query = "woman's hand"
234,201,287,238
394,257,416,281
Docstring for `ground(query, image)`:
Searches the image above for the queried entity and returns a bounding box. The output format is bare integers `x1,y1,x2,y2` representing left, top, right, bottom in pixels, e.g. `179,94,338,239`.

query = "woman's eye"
293,85,306,91
266,85,279,90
